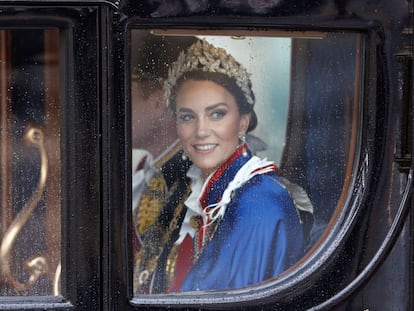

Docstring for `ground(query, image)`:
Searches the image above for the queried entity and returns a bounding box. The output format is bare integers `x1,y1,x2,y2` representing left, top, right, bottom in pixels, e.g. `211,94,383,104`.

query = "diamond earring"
239,133,248,157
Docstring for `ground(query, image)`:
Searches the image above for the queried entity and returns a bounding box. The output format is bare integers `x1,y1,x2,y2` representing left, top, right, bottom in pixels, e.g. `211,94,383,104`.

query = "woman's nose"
196,118,210,138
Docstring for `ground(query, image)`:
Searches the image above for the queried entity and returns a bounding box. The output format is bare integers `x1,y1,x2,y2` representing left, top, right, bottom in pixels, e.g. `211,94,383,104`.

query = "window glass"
0,29,61,296
130,29,361,295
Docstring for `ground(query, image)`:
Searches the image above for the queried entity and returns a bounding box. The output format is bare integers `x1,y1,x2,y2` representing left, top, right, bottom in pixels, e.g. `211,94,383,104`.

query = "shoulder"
231,173,297,218
240,173,292,203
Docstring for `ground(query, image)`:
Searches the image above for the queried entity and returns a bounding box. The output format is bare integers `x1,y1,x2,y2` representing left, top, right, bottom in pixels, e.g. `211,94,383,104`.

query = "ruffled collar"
175,145,276,245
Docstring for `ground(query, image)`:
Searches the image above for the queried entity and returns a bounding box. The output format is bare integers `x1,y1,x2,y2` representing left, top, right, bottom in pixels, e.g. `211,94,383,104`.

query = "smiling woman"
132,38,312,294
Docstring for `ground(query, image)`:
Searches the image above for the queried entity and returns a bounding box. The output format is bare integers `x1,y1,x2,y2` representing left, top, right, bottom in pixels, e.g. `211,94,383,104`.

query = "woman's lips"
193,144,217,153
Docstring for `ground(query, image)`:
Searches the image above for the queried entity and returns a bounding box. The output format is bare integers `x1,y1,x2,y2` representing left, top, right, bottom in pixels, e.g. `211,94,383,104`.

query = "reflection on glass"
0,29,61,296
130,29,361,294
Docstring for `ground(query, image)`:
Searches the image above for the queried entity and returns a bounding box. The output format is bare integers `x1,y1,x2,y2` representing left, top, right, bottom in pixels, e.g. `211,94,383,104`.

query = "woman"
134,40,306,294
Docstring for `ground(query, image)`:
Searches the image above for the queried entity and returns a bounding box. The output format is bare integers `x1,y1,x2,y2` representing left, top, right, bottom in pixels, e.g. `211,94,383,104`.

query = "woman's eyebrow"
205,102,228,112
177,103,228,113
177,107,194,113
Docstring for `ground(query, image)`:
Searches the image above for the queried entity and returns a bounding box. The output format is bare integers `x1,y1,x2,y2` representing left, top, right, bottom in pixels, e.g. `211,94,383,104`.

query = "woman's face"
175,79,250,177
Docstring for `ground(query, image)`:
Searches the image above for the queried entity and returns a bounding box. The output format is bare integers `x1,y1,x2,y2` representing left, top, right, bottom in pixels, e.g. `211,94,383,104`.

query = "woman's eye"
211,110,226,119
178,113,194,122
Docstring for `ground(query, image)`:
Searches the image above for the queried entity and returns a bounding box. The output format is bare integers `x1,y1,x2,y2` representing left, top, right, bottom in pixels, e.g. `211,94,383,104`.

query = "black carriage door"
0,1,412,311
0,5,106,310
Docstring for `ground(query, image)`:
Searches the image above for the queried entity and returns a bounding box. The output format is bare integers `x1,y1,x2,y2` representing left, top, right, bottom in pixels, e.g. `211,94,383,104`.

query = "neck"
200,144,247,184
197,145,248,179
201,169,214,180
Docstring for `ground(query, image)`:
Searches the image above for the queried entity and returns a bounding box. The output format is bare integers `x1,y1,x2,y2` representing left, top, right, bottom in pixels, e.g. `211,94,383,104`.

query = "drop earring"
239,132,248,157
181,151,188,161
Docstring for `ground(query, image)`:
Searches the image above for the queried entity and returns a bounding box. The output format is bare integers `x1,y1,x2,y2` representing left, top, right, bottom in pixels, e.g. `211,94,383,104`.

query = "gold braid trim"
134,176,191,294
136,175,166,235
134,141,182,236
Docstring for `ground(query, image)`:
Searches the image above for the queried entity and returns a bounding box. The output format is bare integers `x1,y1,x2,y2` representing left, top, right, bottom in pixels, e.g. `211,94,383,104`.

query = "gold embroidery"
136,175,166,235
134,174,190,294
190,215,201,229
165,244,179,285
193,217,221,262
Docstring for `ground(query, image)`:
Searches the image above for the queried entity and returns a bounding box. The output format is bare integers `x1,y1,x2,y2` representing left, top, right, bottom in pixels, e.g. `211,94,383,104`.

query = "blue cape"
180,151,304,291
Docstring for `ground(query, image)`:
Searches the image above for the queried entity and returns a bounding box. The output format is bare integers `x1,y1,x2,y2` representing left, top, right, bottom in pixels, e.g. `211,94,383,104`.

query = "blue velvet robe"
179,149,304,292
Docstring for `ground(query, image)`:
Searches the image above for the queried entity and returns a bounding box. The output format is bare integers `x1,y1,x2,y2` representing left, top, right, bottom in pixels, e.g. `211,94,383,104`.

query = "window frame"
119,18,389,310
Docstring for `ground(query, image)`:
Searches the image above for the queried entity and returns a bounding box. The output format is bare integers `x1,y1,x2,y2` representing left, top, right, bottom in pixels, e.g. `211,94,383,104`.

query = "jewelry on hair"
239,132,248,157
164,40,254,107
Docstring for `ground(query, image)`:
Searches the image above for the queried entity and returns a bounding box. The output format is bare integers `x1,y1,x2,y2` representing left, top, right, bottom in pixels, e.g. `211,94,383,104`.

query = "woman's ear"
239,113,251,133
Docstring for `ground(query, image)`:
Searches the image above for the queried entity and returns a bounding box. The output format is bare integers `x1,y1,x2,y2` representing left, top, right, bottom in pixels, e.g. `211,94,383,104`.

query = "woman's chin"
192,160,220,176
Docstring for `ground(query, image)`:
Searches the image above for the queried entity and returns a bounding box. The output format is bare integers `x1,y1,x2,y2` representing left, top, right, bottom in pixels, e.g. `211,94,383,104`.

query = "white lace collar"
175,156,275,245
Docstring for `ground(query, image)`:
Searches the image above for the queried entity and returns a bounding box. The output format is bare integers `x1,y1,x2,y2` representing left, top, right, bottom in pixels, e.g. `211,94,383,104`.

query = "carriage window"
130,29,361,295
0,29,61,296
